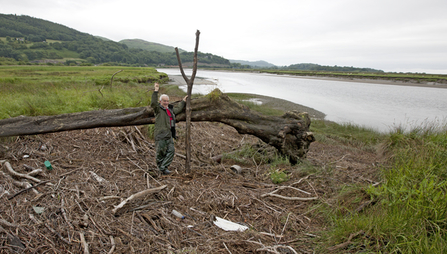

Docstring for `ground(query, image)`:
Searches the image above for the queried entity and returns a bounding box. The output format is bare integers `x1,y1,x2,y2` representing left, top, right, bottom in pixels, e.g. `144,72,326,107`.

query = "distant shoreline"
284,74,447,89
163,68,447,89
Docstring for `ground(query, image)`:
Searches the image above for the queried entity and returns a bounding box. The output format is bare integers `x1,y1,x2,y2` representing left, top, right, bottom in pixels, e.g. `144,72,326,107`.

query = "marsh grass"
311,119,383,153
0,66,171,119
315,121,447,253
222,144,268,165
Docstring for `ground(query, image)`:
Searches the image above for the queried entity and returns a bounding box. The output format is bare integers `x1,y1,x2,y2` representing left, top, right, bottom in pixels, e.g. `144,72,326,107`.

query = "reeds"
319,121,447,253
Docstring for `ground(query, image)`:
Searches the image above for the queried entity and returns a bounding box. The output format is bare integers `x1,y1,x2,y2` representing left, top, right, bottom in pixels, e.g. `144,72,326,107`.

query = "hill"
0,13,230,67
285,63,383,72
229,59,276,68
0,13,91,42
95,36,113,41
120,39,186,54
228,60,383,72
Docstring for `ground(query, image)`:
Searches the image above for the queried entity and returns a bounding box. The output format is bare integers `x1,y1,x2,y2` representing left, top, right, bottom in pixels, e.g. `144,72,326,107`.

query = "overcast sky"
2,0,447,74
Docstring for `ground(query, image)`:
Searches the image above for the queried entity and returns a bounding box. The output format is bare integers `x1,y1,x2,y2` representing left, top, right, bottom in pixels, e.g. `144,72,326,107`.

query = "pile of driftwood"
0,124,320,253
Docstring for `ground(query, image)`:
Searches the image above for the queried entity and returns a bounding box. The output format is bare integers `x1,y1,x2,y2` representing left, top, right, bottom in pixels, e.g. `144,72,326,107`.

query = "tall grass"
369,125,447,253
319,122,447,253
311,119,383,152
0,66,170,119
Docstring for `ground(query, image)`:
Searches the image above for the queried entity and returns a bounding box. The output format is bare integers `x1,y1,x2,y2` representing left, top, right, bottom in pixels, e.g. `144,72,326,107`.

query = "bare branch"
112,185,167,215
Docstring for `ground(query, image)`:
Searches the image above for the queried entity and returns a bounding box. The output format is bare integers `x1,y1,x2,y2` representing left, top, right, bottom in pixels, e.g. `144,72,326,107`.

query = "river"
157,69,447,133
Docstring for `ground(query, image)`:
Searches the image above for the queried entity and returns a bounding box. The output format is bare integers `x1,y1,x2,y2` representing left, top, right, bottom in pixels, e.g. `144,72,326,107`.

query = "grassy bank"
0,66,169,119
1,66,446,253
311,121,447,253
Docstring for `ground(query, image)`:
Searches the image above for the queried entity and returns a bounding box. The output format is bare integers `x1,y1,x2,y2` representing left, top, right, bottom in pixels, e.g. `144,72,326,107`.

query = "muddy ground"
0,102,382,253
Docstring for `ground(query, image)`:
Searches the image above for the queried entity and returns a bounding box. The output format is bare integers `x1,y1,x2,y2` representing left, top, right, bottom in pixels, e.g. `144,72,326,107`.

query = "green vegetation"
0,65,172,119
363,126,447,253
310,120,383,152
0,14,231,67
310,120,447,253
119,39,186,53
284,63,382,72
268,168,290,184
222,143,271,165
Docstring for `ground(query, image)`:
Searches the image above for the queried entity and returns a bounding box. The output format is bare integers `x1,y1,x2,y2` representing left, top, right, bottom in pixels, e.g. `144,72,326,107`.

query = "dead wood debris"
0,122,380,253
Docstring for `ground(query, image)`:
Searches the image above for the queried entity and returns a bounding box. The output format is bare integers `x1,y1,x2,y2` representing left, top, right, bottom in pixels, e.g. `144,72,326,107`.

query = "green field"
0,66,170,119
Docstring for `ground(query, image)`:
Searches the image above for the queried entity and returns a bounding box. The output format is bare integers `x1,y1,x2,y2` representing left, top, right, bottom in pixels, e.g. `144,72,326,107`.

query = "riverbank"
285,74,447,89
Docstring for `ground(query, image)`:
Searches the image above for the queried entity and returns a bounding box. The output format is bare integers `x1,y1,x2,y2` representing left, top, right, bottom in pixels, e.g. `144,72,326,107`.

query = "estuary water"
158,69,447,133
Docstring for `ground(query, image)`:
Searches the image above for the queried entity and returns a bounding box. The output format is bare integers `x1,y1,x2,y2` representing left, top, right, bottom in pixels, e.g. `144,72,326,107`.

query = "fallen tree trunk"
0,89,314,163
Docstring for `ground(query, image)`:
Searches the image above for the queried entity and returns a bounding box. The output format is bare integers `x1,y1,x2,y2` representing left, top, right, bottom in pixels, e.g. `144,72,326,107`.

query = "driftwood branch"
23,164,43,176
175,30,200,173
8,180,49,200
0,90,314,163
3,161,41,183
1,170,39,194
0,219,18,228
61,198,74,229
245,240,298,254
80,231,89,254
111,69,123,86
261,176,318,201
112,185,167,216
108,235,116,254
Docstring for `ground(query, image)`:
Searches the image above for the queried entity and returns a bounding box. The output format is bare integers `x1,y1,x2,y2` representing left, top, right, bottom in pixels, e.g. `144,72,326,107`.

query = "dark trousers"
155,138,175,172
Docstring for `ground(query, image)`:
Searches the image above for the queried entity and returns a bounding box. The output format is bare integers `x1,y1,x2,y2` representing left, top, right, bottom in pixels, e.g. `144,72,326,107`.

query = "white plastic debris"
33,206,45,214
172,209,185,219
230,165,242,174
213,216,248,232
90,171,107,184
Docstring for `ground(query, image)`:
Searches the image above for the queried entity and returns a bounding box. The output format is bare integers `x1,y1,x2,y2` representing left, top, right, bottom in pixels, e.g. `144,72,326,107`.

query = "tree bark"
175,30,200,173
0,89,314,163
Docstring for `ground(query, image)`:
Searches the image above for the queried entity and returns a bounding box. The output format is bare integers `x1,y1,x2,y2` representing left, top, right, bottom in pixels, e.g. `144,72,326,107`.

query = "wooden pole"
175,30,200,173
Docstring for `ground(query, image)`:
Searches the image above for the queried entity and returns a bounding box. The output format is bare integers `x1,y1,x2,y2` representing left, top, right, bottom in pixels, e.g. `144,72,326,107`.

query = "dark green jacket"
151,91,186,141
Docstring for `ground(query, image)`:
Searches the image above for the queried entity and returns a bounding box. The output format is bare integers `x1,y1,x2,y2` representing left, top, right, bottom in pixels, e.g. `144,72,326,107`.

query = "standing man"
151,83,187,175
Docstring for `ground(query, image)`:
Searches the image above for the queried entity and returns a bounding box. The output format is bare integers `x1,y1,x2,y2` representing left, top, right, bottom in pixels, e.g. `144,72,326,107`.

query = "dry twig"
0,219,18,228
3,161,41,183
112,185,167,215
261,176,318,201
80,231,89,254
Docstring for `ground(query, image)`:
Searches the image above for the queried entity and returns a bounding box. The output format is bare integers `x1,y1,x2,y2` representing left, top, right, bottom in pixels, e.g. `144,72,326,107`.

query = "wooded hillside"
0,14,231,67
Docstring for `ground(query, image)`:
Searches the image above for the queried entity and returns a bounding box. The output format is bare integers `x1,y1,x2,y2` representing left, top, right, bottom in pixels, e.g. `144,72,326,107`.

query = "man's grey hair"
159,94,169,101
